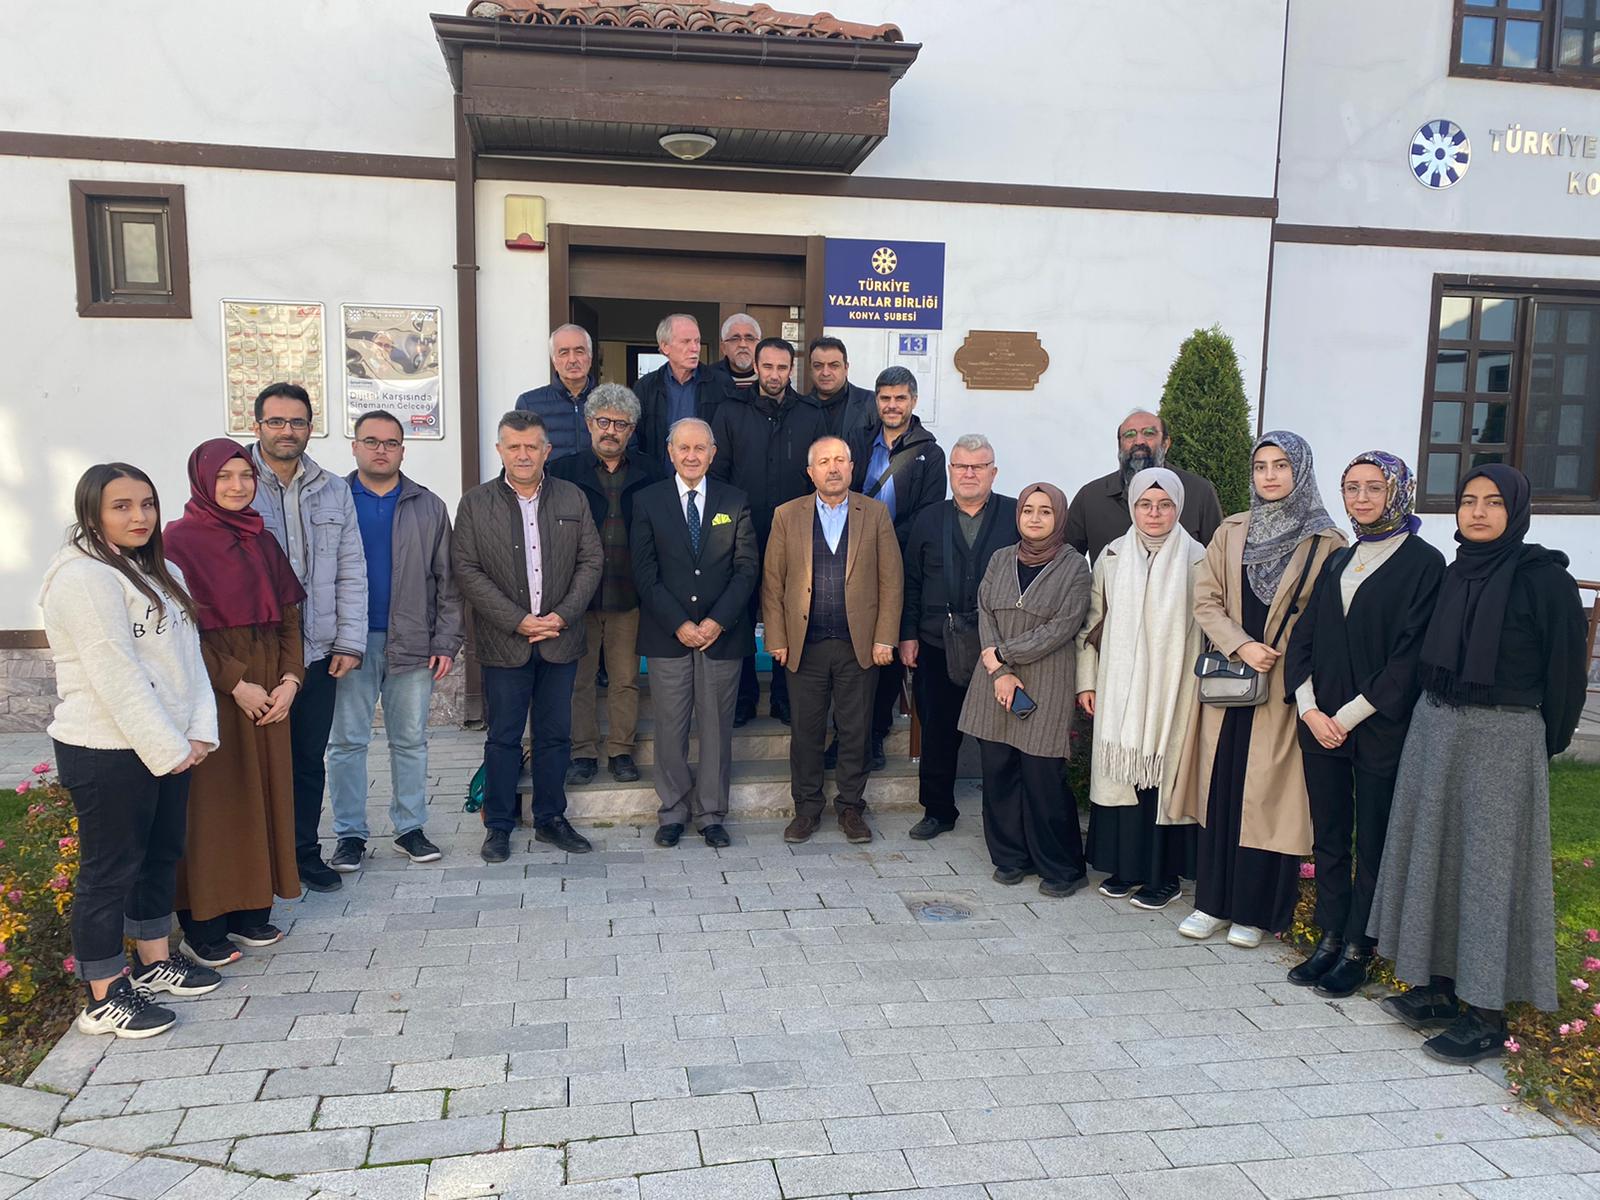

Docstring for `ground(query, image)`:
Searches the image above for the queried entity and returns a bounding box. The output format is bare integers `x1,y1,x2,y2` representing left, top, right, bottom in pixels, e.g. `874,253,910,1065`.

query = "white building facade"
1,0,1596,728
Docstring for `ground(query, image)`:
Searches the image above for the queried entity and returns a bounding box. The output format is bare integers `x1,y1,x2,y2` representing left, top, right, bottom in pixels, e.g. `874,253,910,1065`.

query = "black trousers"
912,642,966,823
871,660,904,741
53,741,189,982
1303,750,1396,948
179,906,273,946
979,739,1085,885
789,639,875,816
289,655,338,864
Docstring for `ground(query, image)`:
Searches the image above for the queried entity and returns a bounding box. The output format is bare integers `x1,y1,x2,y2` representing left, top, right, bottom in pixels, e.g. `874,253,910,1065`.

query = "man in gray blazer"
453,411,602,863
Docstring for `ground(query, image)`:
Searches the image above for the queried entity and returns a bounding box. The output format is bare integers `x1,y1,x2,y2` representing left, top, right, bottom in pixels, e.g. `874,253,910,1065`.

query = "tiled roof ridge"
464,0,903,43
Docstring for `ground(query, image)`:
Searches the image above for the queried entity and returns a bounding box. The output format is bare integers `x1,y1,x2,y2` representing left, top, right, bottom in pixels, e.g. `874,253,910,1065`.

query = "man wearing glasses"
1063,408,1224,562
249,382,369,894
898,435,1018,840
325,410,463,874
549,385,665,785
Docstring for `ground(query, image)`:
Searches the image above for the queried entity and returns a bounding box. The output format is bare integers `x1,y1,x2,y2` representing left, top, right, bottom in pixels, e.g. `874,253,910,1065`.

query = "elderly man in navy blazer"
631,417,759,848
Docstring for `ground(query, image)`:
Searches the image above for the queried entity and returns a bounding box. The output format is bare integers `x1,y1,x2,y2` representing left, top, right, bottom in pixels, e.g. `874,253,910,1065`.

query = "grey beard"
1119,444,1164,480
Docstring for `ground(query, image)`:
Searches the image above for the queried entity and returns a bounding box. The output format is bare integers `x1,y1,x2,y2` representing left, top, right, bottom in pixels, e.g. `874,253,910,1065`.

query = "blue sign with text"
823,239,945,330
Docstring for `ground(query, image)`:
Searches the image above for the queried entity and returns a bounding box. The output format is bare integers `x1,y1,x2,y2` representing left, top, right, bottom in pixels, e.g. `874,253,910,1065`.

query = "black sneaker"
179,937,242,968
227,925,284,948
823,739,839,770
330,837,366,873
77,976,176,1039
1381,985,1461,1031
1097,875,1136,899
1129,880,1182,911
132,950,223,997
868,738,887,772
1039,875,1087,899
535,815,593,854
481,829,511,863
1423,1010,1507,1064
394,829,442,863
908,815,954,841
993,867,1028,885
566,758,598,787
299,856,342,893
608,754,641,783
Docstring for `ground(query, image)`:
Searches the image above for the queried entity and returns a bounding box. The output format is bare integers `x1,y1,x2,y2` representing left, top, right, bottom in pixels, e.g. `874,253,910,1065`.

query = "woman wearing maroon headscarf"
164,439,306,967
957,483,1092,897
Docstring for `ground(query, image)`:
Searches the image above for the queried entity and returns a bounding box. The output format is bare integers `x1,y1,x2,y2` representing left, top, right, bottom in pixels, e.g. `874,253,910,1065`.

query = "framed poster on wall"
342,304,443,440
221,300,328,437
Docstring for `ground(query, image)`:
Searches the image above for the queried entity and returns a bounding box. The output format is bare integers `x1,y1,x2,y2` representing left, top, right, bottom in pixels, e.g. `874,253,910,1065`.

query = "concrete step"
577,715,911,766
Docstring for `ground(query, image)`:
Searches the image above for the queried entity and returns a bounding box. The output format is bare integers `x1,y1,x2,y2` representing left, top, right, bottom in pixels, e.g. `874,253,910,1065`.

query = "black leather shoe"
1039,875,1086,898
481,829,510,863
868,738,887,771
566,757,597,786
823,739,840,770
609,754,641,783
908,816,954,840
770,701,791,726
992,867,1028,885
733,704,755,729
535,815,593,854
1315,946,1373,998
702,824,732,848
298,856,342,893
1287,935,1345,987
654,823,683,848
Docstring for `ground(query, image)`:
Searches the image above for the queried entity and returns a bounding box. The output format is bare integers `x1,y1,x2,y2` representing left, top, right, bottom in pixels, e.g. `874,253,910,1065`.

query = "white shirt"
675,474,707,524
507,475,544,614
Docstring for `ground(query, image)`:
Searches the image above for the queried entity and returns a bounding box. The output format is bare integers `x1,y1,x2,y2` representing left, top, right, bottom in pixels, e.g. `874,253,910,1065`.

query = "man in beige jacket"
762,436,902,845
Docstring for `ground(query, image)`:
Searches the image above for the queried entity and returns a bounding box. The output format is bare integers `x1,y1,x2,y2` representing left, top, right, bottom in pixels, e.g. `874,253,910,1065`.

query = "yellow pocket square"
711,512,732,526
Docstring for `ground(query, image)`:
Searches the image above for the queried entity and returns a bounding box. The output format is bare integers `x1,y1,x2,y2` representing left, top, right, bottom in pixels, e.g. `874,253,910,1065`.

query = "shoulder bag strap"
942,505,965,614
1265,540,1322,650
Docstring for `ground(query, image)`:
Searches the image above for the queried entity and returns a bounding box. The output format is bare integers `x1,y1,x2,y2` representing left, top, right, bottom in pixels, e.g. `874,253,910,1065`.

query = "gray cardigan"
957,546,1091,758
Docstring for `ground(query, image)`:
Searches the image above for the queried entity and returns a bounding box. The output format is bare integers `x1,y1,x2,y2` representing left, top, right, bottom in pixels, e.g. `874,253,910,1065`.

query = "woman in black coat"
1283,451,1444,997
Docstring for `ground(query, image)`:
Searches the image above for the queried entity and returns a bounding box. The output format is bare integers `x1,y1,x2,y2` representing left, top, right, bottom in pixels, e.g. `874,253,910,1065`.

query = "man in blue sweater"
514,324,595,460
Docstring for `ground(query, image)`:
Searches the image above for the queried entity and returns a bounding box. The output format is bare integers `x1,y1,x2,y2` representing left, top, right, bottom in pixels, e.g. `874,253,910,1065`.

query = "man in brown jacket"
762,435,902,845
453,411,602,864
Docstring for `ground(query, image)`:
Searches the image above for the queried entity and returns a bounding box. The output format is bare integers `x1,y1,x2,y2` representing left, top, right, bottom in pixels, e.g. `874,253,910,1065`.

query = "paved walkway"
3,731,1600,1200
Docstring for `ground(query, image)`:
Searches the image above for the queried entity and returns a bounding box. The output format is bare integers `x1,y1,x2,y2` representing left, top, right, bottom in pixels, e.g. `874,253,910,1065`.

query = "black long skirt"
1192,582,1302,932
1086,787,1197,885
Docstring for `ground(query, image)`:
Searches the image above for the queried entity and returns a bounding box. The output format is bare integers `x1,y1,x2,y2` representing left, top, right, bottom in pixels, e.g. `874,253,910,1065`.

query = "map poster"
342,305,444,440
222,300,328,437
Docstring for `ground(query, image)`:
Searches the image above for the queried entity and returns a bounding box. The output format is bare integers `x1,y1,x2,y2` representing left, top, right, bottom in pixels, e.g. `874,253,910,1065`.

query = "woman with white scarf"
1075,469,1204,910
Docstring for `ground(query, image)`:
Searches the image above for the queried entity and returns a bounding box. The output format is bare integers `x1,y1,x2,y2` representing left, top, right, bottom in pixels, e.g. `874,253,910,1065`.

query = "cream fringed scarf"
1092,469,1200,790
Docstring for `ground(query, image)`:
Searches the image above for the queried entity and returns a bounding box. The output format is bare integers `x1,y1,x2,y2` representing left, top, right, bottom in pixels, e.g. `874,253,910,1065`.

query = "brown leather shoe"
783,813,819,843
838,808,872,844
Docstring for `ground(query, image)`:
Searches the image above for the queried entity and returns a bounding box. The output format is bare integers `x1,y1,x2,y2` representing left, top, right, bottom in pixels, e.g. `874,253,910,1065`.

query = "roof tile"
464,0,903,42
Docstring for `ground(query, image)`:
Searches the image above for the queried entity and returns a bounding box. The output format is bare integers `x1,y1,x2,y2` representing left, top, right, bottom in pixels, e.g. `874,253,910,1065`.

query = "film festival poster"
342,304,444,440
221,300,328,437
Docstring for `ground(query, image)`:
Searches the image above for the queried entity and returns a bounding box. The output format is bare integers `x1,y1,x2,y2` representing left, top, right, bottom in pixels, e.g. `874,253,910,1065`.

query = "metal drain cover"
906,896,976,921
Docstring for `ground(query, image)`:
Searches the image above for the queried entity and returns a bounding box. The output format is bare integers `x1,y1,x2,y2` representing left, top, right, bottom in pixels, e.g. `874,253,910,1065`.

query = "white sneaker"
1178,910,1228,939
1227,923,1265,948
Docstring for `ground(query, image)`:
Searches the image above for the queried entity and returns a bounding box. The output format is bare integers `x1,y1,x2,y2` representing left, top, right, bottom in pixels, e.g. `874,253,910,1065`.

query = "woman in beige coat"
1171,432,1345,947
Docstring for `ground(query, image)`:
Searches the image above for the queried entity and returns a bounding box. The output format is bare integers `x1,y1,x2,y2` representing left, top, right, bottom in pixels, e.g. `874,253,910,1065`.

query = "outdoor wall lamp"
658,132,717,161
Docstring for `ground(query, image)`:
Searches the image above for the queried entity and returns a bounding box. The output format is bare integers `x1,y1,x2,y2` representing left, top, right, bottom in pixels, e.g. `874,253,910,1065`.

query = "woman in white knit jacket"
42,463,223,1039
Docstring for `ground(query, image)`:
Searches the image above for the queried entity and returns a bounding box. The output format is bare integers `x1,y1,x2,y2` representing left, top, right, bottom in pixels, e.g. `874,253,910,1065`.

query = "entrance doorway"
548,225,825,388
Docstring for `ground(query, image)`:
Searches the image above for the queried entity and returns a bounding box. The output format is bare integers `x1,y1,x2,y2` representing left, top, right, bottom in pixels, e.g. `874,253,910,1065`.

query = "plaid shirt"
595,457,637,611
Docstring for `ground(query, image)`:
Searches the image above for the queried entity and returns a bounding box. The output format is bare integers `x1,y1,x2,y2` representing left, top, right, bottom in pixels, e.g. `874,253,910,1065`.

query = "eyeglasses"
358,437,403,451
591,416,635,432
950,462,994,474
260,417,311,431
1134,500,1177,514
1119,426,1161,442
1341,483,1389,498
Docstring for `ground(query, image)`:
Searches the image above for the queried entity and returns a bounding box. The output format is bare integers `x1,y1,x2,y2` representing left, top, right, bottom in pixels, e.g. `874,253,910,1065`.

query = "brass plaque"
953,330,1050,391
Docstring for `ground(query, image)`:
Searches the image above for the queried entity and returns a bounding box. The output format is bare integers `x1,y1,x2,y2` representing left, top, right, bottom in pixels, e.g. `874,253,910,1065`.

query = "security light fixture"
658,132,717,162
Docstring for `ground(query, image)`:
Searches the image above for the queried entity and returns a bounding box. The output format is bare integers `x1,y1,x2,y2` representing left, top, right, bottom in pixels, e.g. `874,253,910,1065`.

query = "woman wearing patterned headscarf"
1170,432,1345,946
1075,468,1205,911
1281,452,1444,998
1369,464,1586,1063
958,482,1092,898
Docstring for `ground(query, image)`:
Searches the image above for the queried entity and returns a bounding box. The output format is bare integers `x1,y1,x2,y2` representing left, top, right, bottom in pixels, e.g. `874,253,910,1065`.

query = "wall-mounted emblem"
1410,120,1471,189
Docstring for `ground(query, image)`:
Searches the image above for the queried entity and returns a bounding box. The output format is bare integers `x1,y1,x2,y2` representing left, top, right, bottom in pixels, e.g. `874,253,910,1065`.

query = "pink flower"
0,962,11,980
48,875,69,891
26,804,42,817
5,890,19,904
0,941,6,955
1573,978,1591,993
1574,1019,1589,1034
61,956,75,973
13,782,28,795
1560,1023,1572,1036
1505,1036,1522,1052
57,837,75,851
1298,862,1315,879
31,762,49,775
1587,929,1599,943
1585,958,1600,973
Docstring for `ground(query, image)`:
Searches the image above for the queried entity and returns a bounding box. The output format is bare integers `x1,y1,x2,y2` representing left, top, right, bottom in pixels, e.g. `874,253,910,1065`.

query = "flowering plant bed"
0,763,80,1085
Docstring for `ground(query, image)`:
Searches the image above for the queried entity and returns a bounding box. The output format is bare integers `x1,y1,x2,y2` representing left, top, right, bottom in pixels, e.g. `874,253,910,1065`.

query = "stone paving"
4,730,1600,1199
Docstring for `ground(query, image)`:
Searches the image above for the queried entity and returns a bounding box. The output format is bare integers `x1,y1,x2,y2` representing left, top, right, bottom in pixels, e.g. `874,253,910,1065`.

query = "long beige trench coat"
1168,514,1346,856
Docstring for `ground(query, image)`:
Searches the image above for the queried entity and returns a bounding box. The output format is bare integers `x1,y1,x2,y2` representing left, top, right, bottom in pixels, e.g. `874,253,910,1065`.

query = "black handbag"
941,513,981,684
1194,544,1317,707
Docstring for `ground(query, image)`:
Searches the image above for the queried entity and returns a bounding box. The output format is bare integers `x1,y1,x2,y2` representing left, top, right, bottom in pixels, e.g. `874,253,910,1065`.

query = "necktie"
687,489,701,557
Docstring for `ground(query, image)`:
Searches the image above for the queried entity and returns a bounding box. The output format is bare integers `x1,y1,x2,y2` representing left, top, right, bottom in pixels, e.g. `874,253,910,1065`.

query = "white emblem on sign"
871,247,898,275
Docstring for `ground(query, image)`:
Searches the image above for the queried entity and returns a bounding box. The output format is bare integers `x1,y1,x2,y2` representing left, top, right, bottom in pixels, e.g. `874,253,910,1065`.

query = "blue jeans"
482,654,578,833
327,630,434,841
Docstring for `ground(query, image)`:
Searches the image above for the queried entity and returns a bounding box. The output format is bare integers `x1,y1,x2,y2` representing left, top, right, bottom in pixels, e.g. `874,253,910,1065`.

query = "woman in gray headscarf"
1075,468,1205,911
1170,432,1346,947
